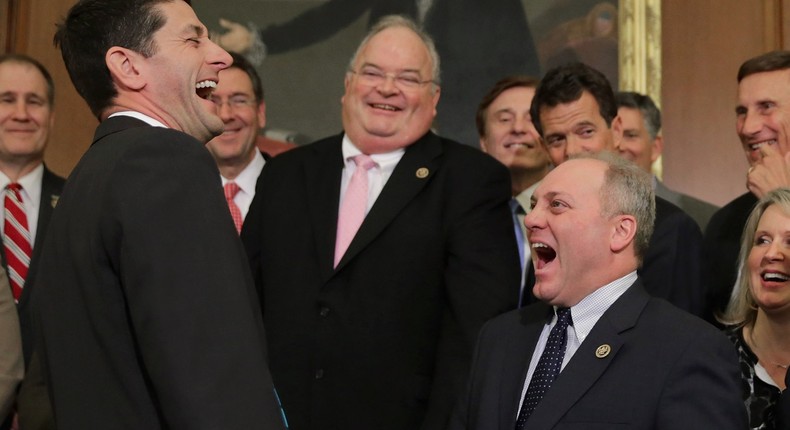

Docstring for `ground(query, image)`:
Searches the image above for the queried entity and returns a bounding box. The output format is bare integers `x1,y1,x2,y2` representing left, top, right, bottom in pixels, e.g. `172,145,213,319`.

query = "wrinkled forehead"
355,27,433,74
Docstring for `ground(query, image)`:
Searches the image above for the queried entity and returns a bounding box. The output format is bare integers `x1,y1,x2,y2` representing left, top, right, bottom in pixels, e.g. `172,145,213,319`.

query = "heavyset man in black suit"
242,15,520,430
29,0,286,428
450,153,746,430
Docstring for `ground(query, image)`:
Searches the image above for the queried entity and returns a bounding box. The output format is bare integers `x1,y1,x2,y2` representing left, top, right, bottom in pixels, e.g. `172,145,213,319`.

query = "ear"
257,100,267,129
650,135,663,163
479,137,489,153
430,85,441,116
105,46,146,91
610,214,637,254
610,115,623,150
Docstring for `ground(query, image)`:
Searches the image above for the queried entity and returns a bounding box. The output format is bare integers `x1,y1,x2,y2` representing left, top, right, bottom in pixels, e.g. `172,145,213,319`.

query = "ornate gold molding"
619,0,662,106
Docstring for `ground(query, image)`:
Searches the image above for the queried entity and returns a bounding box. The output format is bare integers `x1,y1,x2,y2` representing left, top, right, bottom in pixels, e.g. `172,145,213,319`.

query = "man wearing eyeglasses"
241,14,520,430
206,53,267,233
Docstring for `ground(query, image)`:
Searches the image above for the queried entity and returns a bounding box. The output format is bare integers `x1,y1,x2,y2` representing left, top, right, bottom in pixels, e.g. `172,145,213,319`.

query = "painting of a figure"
194,0,617,146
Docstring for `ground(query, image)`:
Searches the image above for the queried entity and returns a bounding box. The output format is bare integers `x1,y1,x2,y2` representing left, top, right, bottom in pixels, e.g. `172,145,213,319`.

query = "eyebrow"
181,24,205,38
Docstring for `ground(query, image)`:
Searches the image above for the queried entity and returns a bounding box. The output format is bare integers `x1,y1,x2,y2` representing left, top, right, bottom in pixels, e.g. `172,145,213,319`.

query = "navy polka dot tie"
515,307,573,429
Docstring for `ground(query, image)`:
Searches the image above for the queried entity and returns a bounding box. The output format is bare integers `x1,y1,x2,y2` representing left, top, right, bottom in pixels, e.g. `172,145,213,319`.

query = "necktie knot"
224,182,241,200
555,307,573,328
353,154,376,171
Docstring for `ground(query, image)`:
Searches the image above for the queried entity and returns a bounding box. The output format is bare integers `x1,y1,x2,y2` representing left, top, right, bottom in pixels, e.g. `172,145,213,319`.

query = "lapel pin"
415,167,429,179
51,195,60,208
595,344,611,358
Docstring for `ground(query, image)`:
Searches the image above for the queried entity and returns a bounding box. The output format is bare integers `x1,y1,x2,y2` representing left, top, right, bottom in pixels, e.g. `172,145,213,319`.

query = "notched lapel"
521,282,648,430
334,133,442,271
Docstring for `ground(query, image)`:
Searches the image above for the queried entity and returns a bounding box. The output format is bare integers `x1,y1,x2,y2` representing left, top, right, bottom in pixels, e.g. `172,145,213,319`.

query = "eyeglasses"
349,67,435,90
209,95,257,110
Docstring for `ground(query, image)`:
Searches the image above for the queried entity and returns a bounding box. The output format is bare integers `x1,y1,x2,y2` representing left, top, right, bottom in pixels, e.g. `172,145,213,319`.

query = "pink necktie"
4,183,31,302
334,154,376,267
224,182,243,234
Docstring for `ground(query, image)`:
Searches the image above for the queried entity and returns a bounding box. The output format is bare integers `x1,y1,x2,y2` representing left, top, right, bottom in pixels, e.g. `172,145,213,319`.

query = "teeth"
763,272,790,281
532,243,549,249
372,104,397,111
195,80,217,89
750,139,777,151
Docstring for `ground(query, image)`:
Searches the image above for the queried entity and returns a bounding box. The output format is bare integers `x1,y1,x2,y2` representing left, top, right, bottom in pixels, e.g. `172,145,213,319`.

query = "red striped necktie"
4,183,31,302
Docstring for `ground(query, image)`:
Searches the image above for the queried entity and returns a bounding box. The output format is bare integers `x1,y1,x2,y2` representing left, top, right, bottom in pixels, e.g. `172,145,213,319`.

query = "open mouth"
370,103,401,112
532,242,556,269
195,80,217,100
748,139,777,152
761,270,790,283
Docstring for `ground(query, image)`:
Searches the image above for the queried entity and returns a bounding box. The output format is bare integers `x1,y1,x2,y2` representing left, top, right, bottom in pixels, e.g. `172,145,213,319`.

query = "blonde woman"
721,187,790,430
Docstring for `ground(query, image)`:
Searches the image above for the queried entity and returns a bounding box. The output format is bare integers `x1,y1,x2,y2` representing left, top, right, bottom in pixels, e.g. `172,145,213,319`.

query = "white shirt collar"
108,111,168,128
0,163,44,210
222,150,265,194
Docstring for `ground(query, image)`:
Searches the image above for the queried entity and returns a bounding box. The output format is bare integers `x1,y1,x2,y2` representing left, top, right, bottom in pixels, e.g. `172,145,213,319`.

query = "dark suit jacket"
654,180,718,232
523,197,704,315
241,131,521,430
701,191,757,325
30,117,285,429
450,280,747,430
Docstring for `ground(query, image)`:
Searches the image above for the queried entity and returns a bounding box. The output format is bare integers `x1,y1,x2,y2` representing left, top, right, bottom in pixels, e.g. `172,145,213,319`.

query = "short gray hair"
347,15,441,88
574,152,655,264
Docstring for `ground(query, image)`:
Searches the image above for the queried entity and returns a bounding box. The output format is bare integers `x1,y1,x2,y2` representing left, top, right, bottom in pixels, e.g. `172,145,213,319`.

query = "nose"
11,100,30,121
217,100,234,121
565,137,587,158
376,75,399,96
207,39,233,72
524,206,542,233
738,110,763,138
764,239,786,262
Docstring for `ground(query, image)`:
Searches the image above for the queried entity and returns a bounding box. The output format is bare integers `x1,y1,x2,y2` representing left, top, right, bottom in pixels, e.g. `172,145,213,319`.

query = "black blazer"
242,131,521,430
31,117,285,429
451,280,747,430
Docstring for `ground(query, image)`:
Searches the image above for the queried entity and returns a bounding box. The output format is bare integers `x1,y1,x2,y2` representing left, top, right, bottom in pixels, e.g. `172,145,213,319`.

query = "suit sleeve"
656,328,747,429
422,157,520,429
108,134,284,429
0,265,22,422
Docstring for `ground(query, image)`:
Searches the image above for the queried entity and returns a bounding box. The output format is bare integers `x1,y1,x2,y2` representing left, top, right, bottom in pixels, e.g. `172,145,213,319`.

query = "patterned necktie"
515,307,573,429
334,154,376,267
223,182,243,234
4,183,32,302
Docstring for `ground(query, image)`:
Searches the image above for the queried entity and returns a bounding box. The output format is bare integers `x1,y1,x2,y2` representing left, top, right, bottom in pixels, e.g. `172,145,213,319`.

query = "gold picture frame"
619,0,662,105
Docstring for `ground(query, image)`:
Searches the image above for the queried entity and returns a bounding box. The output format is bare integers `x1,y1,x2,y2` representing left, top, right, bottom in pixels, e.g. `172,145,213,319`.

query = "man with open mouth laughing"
28,0,286,428
450,153,746,430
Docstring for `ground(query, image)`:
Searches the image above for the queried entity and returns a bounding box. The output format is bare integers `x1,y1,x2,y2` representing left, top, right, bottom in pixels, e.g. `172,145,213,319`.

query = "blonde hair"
720,188,790,326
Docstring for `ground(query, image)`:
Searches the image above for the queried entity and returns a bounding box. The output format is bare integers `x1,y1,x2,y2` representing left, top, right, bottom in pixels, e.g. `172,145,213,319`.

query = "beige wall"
661,0,775,207
4,0,785,207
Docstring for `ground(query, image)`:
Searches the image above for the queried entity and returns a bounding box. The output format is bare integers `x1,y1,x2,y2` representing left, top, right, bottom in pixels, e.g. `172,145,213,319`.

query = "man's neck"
218,151,257,180
0,159,43,183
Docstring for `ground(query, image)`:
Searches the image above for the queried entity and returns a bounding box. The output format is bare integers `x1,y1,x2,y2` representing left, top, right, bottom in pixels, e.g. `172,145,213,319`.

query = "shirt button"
319,307,330,317
315,369,324,379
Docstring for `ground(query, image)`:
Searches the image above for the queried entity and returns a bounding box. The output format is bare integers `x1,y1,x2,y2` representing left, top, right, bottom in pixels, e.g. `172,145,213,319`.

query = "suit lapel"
34,168,63,251
524,281,649,430
304,137,344,281
498,304,553,429
334,132,442,271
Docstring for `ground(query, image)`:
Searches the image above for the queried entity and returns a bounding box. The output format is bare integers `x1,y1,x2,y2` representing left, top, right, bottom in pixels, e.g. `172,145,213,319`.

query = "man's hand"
746,143,790,198
211,18,253,53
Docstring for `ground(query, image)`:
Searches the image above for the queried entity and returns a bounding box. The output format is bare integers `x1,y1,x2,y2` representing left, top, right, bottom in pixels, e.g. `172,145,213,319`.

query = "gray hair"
720,188,790,326
616,91,661,141
573,152,655,264
347,15,441,88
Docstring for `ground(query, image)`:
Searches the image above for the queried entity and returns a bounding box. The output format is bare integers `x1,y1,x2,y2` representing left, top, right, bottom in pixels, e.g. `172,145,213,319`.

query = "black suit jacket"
30,117,285,429
522,197,704,315
451,280,747,430
241,131,520,430
701,192,757,324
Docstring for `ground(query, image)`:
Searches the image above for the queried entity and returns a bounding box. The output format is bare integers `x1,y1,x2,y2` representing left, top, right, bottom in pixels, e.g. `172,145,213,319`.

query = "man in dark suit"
528,62,705,316
0,53,65,430
450,154,746,430
703,51,790,324
242,15,520,430
615,91,718,231
28,1,286,428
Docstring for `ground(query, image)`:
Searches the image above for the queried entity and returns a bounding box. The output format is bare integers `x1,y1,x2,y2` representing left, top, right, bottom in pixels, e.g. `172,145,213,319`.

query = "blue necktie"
509,199,526,273
515,307,573,429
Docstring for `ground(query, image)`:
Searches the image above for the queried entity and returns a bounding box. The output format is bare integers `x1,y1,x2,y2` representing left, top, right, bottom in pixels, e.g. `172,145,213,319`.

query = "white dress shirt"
0,164,44,246
338,134,405,215
221,150,265,220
